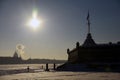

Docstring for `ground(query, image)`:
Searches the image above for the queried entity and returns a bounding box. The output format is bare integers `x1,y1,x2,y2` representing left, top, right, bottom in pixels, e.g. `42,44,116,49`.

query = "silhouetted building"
67,13,120,63
0,51,22,64
13,51,19,58
0,51,65,64
67,12,120,64
57,12,120,71
67,33,120,64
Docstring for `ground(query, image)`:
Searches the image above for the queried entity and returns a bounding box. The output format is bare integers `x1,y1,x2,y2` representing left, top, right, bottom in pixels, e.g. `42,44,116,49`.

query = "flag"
87,11,90,33
87,11,89,21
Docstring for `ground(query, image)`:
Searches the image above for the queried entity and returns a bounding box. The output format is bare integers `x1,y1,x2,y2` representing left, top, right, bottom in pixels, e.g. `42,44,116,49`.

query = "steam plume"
16,44,25,58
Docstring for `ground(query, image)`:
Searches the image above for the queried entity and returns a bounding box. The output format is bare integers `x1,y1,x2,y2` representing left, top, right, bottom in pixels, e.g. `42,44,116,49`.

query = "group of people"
26,63,56,72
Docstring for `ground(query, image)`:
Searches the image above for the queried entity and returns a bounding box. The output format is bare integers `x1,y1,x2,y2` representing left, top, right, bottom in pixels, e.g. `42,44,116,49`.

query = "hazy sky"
0,0,120,60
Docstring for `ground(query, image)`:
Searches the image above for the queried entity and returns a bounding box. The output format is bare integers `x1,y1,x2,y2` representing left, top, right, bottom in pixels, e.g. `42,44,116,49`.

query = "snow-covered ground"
0,64,120,80
0,71,120,80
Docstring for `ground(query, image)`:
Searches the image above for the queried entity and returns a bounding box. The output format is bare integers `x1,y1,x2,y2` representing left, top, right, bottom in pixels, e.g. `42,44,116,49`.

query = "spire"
83,11,96,47
87,11,90,34
13,51,18,58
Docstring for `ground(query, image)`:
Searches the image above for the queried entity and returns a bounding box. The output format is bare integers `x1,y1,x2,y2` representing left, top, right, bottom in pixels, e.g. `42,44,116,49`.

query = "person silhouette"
27,66,30,72
41,65,43,69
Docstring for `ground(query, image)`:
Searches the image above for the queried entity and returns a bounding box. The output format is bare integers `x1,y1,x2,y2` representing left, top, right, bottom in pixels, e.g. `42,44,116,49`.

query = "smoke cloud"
16,44,25,59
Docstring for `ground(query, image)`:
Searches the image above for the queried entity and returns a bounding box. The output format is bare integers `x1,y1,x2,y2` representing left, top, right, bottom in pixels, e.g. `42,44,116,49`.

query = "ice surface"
0,71,120,80
0,64,120,80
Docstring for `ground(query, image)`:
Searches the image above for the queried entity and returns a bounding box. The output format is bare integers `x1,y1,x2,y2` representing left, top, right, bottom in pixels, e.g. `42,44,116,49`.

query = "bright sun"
28,11,42,31
29,17,40,30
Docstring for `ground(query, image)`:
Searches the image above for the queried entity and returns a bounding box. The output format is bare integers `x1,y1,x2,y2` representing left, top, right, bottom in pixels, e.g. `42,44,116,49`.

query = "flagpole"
87,11,90,34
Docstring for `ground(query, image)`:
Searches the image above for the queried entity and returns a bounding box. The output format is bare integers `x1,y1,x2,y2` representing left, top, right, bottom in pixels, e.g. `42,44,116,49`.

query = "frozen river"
0,71,120,80
0,64,120,80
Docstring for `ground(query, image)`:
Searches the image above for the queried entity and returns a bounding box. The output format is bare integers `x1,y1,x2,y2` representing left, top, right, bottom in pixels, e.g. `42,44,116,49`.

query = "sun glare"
28,11,42,31
29,17,40,29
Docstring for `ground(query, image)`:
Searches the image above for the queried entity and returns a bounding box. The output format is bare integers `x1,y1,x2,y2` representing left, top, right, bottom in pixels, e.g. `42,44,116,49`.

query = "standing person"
27,66,30,72
41,65,43,69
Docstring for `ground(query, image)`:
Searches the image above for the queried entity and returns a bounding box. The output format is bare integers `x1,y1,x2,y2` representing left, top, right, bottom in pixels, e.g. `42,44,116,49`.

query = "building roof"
82,33,96,47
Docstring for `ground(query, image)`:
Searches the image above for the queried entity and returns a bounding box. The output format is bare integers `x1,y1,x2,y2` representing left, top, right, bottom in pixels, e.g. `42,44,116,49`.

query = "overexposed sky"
0,0,120,60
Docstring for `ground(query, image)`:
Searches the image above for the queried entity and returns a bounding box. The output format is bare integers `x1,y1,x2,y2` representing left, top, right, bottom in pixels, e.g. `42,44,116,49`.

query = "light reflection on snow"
0,64,120,80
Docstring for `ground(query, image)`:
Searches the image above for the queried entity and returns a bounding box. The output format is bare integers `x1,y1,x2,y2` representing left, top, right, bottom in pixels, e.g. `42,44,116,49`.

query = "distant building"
13,51,19,58
0,51,22,64
0,51,66,64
